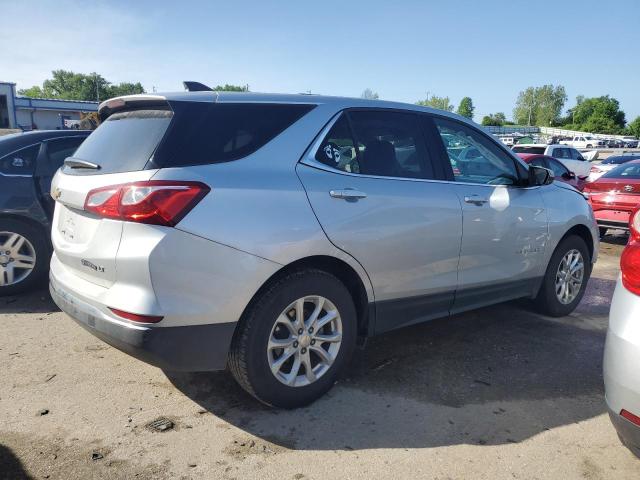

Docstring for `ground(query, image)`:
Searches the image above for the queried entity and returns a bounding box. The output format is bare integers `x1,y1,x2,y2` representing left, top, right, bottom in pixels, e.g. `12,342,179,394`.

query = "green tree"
566,95,626,133
627,117,640,138
456,97,474,119
513,85,567,126
416,94,454,112
18,70,145,101
213,84,249,92
361,88,379,100
481,113,506,126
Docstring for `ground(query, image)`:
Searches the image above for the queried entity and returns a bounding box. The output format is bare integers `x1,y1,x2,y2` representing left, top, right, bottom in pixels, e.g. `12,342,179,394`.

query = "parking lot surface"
1,235,638,479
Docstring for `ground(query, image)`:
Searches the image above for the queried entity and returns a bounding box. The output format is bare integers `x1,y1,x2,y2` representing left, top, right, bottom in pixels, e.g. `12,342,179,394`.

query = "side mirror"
529,165,554,186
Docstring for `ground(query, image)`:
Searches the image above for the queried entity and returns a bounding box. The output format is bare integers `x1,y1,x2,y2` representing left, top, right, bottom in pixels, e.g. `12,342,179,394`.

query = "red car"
516,153,587,191
584,159,640,235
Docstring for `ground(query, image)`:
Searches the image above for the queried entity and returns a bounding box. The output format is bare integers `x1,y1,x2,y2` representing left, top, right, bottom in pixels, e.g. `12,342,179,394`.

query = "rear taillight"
109,307,163,323
621,409,640,427
84,181,210,227
620,208,640,295
590,166,602,173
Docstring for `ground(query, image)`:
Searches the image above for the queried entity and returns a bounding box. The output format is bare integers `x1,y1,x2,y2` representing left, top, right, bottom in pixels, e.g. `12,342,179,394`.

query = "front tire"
228,269,357,408
0,219,49,296
534,235,591,317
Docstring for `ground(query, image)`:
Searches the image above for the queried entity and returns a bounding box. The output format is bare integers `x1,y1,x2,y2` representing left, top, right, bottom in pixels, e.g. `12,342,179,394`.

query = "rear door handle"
329,189,367,200
464,195,489,205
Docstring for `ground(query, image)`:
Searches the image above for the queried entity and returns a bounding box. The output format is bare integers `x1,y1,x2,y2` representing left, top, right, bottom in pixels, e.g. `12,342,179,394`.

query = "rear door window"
315,115,359,173
315,110,436,179
349,110,434,179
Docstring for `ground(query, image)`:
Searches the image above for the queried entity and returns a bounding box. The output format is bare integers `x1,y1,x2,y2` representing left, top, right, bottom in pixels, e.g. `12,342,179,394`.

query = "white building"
0,80,98,130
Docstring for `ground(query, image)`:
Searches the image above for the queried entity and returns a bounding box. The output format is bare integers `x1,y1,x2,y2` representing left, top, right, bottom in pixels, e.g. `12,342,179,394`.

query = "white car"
560,136,606,149
511,144,592,177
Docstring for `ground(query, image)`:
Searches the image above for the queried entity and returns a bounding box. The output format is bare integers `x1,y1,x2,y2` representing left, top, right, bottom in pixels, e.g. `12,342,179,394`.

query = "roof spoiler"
183,81,213,92
98,95,169,121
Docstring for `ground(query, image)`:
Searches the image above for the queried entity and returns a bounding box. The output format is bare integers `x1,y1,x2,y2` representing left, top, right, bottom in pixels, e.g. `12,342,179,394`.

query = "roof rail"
183,81,213,92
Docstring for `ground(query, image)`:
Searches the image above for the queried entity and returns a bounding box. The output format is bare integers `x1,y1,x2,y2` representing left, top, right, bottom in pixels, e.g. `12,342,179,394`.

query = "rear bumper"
597,219,630,230
608,407,640,458
50,274,236,371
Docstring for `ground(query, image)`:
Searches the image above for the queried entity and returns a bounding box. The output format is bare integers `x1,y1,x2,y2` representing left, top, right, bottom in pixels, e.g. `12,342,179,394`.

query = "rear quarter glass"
63,102,315,175
149,102,316,169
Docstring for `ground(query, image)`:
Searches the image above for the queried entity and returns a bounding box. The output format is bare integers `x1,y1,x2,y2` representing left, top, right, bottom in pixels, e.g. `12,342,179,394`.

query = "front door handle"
329,189,367,200
464,195,489,206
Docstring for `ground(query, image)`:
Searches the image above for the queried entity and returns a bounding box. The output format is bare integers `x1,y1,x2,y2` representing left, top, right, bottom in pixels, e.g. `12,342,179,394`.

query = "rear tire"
228,269,357,408
534,235,591,317
0,219,49,296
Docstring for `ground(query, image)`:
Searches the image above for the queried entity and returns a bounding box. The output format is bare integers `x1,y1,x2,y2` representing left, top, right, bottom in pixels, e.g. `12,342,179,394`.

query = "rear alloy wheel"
0,220,49,296
229,269,356,408
268,296,343,387
534,235,591,317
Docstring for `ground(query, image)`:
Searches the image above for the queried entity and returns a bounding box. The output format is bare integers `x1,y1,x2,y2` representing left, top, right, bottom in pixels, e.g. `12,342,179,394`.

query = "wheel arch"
241,255,374,338
0,213,51,247
561,223,595,262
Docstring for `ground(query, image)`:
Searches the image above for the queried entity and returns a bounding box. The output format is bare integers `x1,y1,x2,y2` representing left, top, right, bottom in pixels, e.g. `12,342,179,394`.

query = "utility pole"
95,73,99,102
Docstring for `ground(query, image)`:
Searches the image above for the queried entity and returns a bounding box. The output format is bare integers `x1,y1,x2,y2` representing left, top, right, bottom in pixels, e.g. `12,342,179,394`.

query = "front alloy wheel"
555,249,584,305
0,232,37,287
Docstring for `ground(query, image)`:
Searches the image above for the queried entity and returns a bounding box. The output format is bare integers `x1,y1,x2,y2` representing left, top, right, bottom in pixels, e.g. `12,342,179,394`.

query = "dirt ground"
1,233,638,479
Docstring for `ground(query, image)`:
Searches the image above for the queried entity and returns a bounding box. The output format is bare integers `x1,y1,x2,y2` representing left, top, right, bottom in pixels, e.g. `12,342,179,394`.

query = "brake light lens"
621,409,640,427
84,181,210,226
109,307,163,324
620,208,640,295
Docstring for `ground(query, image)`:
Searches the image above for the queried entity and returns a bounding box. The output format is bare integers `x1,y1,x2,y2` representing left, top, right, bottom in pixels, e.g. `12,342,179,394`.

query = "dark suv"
0,130,89,295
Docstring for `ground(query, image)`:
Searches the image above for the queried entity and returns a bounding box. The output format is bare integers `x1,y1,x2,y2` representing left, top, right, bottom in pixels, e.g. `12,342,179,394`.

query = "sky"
1,0,639,121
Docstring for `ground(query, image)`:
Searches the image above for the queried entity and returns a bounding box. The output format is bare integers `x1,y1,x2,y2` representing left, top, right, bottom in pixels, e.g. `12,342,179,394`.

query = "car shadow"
0,444,32,480
165,277,616,451
0,287,59,315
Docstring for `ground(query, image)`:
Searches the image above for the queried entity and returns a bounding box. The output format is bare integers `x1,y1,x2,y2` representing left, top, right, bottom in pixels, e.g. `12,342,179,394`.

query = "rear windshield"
65,102,315,175
65,109,172,175
512,146,545,154
602,163,640,179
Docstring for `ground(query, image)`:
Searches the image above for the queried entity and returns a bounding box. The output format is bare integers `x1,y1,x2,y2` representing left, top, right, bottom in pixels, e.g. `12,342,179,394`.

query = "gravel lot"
1,233,638,479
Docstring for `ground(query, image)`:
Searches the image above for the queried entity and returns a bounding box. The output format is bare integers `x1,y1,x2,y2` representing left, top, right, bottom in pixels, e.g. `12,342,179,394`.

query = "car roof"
0,130,90,156
99,91,473,123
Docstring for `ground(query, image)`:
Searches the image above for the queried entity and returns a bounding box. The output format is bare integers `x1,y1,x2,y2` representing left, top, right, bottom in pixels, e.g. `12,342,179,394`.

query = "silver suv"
50,91,598,408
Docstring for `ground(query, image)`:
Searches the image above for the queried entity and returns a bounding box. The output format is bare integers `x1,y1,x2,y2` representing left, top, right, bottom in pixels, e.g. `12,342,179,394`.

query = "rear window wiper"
64,158,100,170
